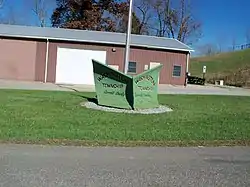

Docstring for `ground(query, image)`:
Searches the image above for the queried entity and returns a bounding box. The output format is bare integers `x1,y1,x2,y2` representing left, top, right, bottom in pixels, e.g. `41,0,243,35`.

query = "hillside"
190,49,250,87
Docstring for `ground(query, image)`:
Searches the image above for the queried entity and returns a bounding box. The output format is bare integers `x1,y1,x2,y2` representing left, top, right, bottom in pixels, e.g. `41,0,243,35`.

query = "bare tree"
246,28,250,44
0,0,4,18
217,41,222,53
0,0,4,8
115,0,152,35
197,43,218,56
32,0,47,27
149,0,202,44
175,0,202,44
4,6,17,24
145,0,171,37
133,0,153,35
216,33,226,53
0,3,20,25
232,36,236,51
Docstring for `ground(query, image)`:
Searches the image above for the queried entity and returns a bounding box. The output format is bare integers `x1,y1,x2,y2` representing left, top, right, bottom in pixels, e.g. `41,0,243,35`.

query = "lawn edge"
0,139,250,147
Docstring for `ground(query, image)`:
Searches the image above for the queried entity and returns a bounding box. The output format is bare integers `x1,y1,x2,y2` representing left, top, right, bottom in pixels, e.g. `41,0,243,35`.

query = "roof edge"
173,38,194,51
0,33,194,52
0,24,193,52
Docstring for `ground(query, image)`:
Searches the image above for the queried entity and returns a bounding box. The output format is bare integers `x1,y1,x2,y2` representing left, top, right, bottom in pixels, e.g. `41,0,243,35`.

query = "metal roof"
0,24,193,52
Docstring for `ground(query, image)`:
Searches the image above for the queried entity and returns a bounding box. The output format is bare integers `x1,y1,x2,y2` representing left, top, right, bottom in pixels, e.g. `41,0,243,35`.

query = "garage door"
55,47,107,85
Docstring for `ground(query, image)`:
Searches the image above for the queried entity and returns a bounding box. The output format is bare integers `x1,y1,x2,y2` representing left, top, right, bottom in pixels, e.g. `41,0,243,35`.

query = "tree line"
0,0,202,45
196,29,250,57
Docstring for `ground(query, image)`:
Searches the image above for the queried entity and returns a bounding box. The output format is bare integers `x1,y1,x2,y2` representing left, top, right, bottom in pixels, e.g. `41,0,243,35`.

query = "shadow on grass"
72,93,135,111
70,93,98,105
56,84,81,93
78,94,98,105
56,84,98,104
59,84,135,110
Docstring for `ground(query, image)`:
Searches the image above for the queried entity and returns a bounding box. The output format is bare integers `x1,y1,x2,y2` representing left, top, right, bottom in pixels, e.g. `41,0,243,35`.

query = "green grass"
190,49,250,87
190,48,250,77
0,89,250,146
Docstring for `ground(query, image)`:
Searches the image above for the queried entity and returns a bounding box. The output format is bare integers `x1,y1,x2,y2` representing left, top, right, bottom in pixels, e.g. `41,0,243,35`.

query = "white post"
44,38,49,83
185,52,190,87
124,0,133,74
186,52,190,73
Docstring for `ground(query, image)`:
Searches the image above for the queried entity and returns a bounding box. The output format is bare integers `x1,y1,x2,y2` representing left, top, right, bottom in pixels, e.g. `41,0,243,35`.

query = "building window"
173,65,181,77
128,61,137,73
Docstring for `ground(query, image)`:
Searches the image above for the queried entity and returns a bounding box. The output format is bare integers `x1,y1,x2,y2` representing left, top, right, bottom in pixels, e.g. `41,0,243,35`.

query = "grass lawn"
190,48,250,77
0,89,250,146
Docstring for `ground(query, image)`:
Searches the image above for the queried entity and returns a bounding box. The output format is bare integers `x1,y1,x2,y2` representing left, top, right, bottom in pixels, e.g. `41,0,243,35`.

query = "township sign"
92,59,163,110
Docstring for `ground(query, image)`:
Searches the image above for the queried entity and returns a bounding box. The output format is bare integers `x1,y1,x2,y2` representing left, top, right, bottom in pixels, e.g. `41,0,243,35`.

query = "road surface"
0,79,250,96
0,144,250,187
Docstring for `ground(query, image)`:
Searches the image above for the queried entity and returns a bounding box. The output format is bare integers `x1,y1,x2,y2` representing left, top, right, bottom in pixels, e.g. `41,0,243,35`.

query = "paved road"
158,84,250,96
0,144,250,187
0,79,250,96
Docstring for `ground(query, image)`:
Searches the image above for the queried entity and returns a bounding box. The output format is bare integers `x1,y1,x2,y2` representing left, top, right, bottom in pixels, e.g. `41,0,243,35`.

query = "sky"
191,0,250,50
0,0,250,55
0,0,56,26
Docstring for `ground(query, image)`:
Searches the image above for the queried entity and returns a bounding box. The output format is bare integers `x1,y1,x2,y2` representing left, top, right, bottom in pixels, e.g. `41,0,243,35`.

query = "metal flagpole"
124,0,133,74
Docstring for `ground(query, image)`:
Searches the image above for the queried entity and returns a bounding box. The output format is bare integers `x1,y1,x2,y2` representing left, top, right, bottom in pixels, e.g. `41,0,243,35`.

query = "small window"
173,65,181,77
128,61,137,73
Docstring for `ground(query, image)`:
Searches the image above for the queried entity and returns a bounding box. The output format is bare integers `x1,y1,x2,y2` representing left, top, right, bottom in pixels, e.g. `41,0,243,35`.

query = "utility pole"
124,0,133,74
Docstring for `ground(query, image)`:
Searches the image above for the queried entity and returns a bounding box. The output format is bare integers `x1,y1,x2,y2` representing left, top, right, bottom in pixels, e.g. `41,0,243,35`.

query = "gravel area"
82,102,173,114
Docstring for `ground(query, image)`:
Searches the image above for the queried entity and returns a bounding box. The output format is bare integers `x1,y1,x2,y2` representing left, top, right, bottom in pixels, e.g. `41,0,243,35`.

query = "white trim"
149,62,161,84
44,38,49,82
186,52,190,73
174,38,195,51
0,34,194,52
108,65,119,71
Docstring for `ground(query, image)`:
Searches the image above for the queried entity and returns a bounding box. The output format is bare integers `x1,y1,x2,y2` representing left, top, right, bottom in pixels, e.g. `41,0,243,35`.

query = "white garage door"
56,47,107,85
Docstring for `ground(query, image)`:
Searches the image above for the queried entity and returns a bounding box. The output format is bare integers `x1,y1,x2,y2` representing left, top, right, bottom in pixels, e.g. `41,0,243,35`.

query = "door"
108,65,119,71
150,62,161,84
56,47,106,85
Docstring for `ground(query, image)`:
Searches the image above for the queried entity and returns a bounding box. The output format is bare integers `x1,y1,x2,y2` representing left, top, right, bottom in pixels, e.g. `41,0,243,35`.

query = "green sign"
92,60,163,110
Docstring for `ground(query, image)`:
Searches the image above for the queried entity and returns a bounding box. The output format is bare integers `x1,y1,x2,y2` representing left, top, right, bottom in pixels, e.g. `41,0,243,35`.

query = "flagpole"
124,0,133,74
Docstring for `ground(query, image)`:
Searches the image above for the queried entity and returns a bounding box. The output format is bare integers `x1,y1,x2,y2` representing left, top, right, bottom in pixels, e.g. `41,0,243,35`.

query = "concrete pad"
0,79,69,91
0,79,95,92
